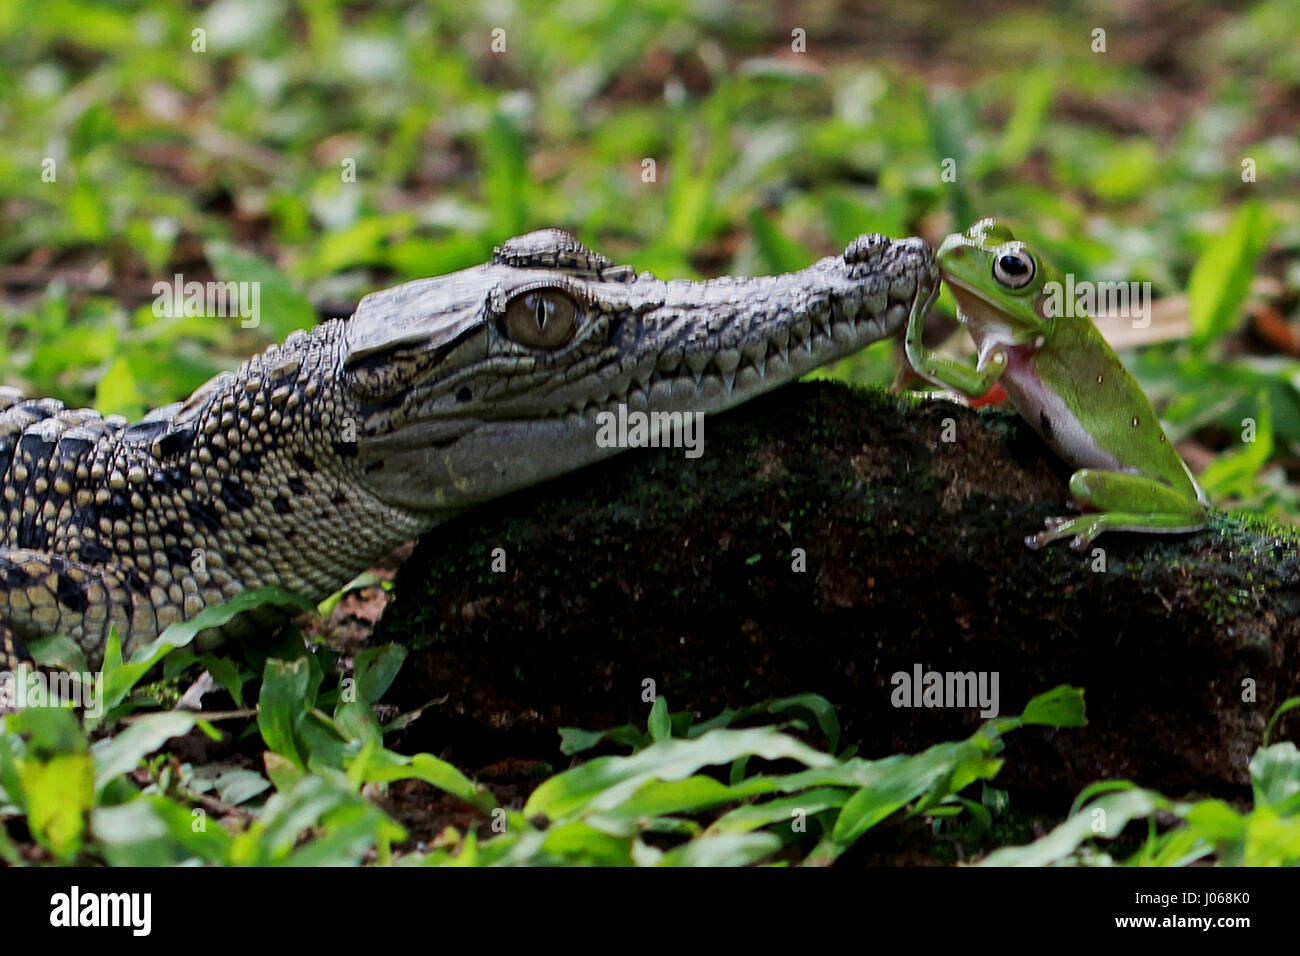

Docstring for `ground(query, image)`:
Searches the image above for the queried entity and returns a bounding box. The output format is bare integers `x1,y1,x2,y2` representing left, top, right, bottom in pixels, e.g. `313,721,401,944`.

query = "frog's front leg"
1027,469,1208,551
901,284,1009,398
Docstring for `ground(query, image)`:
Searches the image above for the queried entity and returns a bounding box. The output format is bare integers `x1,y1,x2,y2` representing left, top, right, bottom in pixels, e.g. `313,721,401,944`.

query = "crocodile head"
344,228,936,516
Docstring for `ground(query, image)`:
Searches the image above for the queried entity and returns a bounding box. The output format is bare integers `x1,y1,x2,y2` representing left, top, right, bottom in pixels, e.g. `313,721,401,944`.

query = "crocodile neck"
0,229,936,667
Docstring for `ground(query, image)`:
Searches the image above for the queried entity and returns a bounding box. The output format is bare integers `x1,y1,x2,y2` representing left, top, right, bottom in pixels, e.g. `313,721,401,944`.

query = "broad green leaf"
19,751,94,860
538,821,636,865
1264,696,1300,747
235,774,356,864
832,739,1001,847
95,356,145,419
285,803,404,866
96,587,313,724
93,796,234,866
1015,685,1088,729
710,787,849,835
647,695,671,743
258,657,316,769
978,789,1165,866
1249,742,1300,811
1187,202,1273,349
204,240,317,341
525,727,833,818
660,832,782,867
997,70,1055,169
1197,391,1273,496
91,712,198,795
353,644,407,707
748,209,814,275
482,111,528,237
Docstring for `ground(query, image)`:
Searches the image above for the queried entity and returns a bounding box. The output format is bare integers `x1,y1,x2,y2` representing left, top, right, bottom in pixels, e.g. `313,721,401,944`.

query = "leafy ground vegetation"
1,0,1299,864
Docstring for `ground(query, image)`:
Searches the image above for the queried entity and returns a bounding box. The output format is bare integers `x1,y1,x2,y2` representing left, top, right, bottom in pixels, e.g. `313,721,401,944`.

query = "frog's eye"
993,249,1036,289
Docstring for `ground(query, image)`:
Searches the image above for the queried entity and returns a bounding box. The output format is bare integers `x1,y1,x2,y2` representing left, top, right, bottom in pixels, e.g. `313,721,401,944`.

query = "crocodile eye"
503,289,579,349
993,249,1035,289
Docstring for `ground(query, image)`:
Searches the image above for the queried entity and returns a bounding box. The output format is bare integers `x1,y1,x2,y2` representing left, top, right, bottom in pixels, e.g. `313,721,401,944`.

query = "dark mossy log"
376,381,1300,800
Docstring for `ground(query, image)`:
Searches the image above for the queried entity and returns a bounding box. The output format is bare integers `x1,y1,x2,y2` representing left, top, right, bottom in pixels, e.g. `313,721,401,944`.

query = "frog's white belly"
1000,353,1129,473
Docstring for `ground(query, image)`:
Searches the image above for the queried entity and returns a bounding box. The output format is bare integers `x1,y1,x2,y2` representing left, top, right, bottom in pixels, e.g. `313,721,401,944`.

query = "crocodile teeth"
713,348,741,375
684,351,711,384
794,316,811,342
657,349,683,373
769,327,789,352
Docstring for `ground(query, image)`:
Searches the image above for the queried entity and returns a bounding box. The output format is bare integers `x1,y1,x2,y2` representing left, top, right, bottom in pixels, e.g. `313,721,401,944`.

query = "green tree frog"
904,218,1208,550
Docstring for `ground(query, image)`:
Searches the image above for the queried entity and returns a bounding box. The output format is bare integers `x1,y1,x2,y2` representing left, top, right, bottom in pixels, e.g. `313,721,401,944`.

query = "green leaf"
1187,202,1273,350
558,726,611,756
660,832,782,867
9,708,94,863
997,70,1055,169
647,695,671,743
1014,685,1088,730
352,644,406,707
748,210,814,275
95,587,313,725
95,357,146,419
525,727,833,819
199,654,252,709
214,768,272,806
1249,742,1300,811
978,789,1165,866
710,787,849,835
257,657,317,770
1264,696,1300,747
1197,391,1274,497
832,738,1001,847
482,111,528,237
284,802,404,866
23,634,88,675
536,821,636,865
345,739,490,811
91,712,198,795
204,241,318,341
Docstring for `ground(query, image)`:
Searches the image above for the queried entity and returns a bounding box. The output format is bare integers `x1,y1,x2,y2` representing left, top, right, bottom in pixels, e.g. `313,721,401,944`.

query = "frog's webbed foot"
1027,511,1206,551
1026,515,1102,551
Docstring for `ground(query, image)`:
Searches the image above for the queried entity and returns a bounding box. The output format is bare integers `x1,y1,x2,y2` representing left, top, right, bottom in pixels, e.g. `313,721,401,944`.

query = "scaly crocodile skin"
0,229,937,673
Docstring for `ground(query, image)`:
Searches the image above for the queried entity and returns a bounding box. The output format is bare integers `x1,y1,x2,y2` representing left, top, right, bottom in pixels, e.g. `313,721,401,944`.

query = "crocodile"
0,229,936,677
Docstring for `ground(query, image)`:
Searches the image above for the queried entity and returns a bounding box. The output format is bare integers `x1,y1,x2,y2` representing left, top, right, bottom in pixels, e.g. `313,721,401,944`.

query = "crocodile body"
0,229,936,674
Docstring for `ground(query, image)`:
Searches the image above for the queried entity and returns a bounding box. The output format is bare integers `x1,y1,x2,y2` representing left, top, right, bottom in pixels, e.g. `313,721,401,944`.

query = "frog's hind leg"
1027,468,1207,550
